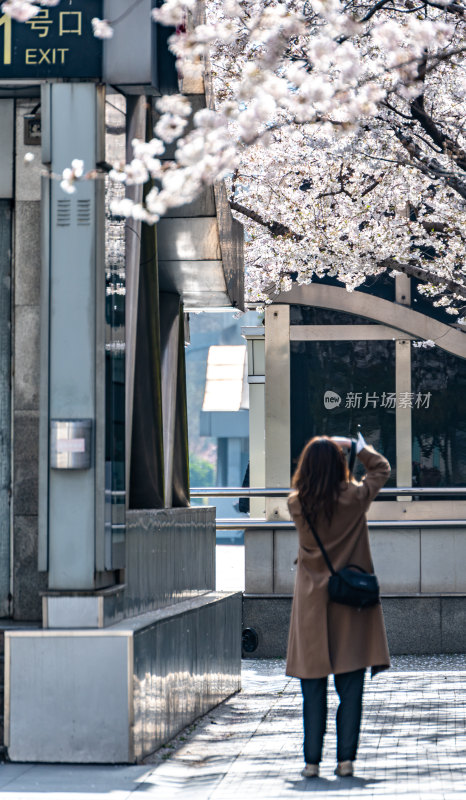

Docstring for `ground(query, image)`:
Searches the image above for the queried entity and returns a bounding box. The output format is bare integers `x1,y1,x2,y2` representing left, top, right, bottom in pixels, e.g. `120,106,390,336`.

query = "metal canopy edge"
157,182,244,311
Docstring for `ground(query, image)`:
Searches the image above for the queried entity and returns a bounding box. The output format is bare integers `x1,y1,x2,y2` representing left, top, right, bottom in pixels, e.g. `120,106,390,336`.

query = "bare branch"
361,177,382,196
359,0,394,22
317,164,354,200
424,0,465,17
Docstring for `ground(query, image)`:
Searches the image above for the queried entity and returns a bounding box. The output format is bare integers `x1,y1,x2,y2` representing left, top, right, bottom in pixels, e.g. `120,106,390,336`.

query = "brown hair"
291,436,349,526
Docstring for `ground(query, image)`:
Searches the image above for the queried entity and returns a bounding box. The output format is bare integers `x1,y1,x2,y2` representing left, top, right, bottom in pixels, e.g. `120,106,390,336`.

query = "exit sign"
0,0,102,79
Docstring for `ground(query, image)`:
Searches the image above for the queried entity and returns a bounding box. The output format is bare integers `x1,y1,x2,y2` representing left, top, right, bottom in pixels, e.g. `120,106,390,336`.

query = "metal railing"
191,486,466,498
191,486,466,530
214,518,466,530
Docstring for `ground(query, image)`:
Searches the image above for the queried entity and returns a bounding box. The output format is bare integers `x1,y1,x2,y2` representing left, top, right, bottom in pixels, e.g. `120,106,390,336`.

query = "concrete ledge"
242,594,466,658
6,591,242,763
42,584,127,628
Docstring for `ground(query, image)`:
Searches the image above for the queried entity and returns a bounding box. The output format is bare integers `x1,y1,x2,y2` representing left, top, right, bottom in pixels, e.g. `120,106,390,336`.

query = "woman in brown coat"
286,433,391,779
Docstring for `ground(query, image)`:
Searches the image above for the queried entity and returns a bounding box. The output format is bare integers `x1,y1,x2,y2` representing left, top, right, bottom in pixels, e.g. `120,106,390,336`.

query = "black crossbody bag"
304,514,380,609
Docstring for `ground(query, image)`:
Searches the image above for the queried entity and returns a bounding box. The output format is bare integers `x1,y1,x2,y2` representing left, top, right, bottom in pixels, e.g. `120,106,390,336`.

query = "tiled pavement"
0,656,464,799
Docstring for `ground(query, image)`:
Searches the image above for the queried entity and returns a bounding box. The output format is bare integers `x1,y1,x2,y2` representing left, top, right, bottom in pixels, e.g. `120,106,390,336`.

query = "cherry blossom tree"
3,0,466,319
200,0,466,316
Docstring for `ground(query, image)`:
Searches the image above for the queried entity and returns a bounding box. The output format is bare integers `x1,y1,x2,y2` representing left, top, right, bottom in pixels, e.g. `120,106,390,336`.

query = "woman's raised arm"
355,446,391,509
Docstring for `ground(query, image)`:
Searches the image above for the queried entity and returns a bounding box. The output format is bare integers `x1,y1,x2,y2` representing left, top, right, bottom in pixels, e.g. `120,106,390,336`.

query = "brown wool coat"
286,447,391,680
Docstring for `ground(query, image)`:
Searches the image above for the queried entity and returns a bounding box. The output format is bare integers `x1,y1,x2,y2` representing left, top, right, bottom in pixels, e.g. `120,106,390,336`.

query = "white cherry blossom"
60,159,84,193
91,18,114,39
1,0,40,21
155,114,188,143
151,0,196,27
156,95,192,118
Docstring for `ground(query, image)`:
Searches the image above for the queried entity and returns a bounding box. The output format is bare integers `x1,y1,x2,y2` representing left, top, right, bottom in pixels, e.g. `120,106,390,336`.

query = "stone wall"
242,595,466,658
12,100,47,619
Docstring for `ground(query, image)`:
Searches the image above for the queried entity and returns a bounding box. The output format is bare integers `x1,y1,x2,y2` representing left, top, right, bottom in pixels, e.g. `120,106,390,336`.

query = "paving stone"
140,655,466,799
0,656,465,798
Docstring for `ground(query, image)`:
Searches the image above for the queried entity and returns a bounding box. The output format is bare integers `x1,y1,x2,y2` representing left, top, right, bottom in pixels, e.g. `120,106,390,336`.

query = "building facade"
0,0,242,762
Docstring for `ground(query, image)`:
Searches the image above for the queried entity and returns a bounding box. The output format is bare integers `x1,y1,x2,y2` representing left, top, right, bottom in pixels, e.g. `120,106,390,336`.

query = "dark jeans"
300,668,365,764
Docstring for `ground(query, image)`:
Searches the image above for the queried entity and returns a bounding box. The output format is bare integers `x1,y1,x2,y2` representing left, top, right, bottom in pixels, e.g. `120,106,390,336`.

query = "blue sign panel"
0,0,102,79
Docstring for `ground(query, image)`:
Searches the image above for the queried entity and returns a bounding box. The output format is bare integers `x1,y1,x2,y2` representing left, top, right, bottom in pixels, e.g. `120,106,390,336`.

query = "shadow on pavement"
285,776,383,792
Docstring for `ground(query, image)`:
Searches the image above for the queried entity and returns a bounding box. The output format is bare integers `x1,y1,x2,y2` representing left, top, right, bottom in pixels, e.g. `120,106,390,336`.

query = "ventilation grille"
55,198,93,227
77,199,92,226
56,199,71,227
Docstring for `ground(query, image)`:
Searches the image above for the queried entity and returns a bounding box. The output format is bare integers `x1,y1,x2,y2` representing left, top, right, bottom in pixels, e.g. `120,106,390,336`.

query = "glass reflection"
105,94,126,569
290,304,374,326
290,340,396,485
412,345,466,487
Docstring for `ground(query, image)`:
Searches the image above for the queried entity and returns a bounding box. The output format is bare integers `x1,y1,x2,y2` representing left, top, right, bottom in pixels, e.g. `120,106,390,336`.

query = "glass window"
288,272,396,315
104,93,127,568
410,279,457,327
290,304,375,326
290,340,396,485
412,345,466,487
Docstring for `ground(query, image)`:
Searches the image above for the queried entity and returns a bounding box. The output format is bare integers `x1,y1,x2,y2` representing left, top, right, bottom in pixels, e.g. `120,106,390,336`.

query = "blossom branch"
394,131,466,199
379,258,466,296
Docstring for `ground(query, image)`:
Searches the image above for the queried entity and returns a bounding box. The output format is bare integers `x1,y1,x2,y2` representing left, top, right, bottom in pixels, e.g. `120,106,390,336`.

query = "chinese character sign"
0,1,102,79
324,390,432,410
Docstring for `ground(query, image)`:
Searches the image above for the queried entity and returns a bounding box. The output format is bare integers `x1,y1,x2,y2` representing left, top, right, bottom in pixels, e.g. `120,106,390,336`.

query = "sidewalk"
0,655,464,799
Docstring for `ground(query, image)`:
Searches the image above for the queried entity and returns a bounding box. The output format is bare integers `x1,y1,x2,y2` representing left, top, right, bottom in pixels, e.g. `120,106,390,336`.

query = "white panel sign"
56,438,85,453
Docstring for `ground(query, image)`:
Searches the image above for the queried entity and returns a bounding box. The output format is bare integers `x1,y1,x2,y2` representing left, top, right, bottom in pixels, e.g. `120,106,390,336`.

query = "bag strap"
302,509,336,576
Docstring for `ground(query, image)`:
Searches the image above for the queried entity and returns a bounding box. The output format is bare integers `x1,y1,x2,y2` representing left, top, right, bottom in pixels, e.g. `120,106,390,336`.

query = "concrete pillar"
396,339,412,494
39,83,106,591
264,305,290,521
243,326,265,519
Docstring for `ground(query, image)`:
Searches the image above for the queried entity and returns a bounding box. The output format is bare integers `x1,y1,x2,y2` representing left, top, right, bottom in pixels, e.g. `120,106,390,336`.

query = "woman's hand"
330,436,353,450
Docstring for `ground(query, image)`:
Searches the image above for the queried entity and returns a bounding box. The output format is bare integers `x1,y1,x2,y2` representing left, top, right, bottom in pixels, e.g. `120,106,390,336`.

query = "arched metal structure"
274,283,465,359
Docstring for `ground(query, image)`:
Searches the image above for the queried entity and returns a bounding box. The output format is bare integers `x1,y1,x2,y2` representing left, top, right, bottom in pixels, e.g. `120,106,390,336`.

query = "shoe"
301,763,319,778
335,760,353,777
